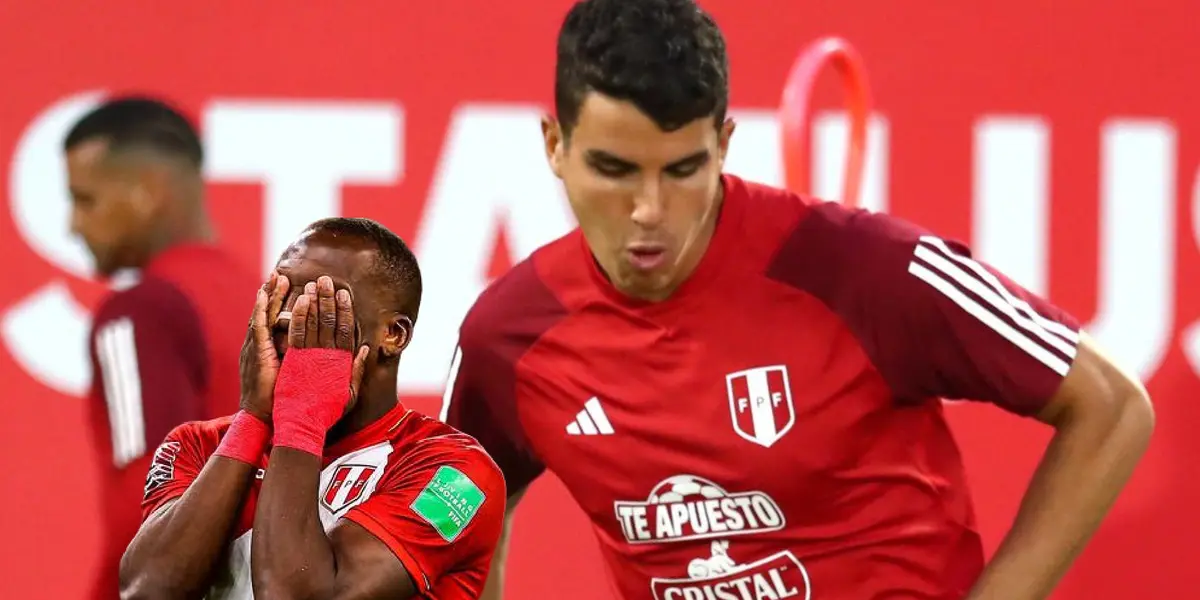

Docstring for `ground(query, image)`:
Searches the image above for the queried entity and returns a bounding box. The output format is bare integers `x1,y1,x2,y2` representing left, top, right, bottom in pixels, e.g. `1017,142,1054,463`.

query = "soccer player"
120,218,505,599
441,1,1155,598
64,96,259,599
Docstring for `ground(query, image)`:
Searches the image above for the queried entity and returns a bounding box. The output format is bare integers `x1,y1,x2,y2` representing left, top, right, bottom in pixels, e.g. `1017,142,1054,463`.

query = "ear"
379,314,414,358
717,118,736,167
129,167,169,220
541,115,565,179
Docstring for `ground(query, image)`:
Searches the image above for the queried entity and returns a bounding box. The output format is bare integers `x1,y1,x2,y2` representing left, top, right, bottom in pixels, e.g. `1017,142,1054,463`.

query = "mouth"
626,244,667,272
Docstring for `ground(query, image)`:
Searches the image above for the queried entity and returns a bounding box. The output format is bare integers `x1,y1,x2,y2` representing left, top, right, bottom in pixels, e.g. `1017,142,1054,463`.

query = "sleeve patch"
144,440,182,497
410,465,486,542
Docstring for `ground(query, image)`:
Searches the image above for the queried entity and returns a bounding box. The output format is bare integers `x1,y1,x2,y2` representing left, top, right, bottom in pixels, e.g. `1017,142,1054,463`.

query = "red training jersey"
85,243,258,599
142,404,506,599
442,174,1081,599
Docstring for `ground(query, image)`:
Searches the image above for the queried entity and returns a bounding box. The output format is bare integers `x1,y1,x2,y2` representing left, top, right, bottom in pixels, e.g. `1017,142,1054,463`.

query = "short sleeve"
140,423,208,520
342,444,505,595
89,279,208,469
774,204,1082,416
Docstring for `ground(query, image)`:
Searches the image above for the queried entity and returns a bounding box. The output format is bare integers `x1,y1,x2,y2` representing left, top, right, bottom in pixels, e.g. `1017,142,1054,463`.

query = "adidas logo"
566,397,614,436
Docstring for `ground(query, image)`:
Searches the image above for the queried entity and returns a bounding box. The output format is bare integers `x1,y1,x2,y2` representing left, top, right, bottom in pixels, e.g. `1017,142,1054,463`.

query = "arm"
966,335,1152,599
250,277,414,599
789,208,1151,599
119,417,267,599
478,486,528,600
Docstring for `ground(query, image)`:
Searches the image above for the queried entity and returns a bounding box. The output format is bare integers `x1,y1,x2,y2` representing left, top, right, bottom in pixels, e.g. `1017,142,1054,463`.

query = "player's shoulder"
94,272,191,326
388,412,505,488
458,231,577,352
158,414,235,452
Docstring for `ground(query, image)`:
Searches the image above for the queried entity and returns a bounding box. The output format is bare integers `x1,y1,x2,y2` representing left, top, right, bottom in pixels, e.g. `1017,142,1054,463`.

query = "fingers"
335,288,355,351
317,276,337,348
267,272,290,326
303,281,319,346
252,287,271,345
288,285,313,350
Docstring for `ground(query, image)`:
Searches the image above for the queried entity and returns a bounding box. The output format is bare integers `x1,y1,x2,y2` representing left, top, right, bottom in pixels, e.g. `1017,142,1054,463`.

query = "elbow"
119,572,180,600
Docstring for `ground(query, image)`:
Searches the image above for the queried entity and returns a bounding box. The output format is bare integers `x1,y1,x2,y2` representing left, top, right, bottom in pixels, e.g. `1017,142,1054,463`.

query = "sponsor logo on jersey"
615,475,786,544
726,365,796,448
143,441,182,497
411,465,486,542
651,541,812,600
321,464,378,512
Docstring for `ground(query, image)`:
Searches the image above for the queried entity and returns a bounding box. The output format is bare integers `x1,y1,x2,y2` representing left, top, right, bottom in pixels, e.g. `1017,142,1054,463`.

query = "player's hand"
286,276,370,418
239,272,289,423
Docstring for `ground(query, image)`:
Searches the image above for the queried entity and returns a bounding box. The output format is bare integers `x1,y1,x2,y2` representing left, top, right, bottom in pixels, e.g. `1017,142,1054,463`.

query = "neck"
325,368,399,445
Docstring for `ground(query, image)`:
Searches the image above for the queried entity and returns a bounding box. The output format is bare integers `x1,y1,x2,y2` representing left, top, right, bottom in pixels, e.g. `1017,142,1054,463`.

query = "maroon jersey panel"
140,405,505,599
446,174,1081,599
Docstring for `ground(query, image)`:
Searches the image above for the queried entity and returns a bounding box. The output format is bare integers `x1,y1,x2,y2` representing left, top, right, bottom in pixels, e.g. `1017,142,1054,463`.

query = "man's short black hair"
63,95,203,168
306,217,423,324
554,0,729,135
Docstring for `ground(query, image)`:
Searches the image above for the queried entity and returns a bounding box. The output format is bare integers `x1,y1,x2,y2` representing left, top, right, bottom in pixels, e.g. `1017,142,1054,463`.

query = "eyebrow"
584,149,711,171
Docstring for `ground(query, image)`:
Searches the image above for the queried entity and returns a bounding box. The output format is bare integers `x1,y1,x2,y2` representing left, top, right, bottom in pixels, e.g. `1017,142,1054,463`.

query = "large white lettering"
3,91,106,395
204,101,403,272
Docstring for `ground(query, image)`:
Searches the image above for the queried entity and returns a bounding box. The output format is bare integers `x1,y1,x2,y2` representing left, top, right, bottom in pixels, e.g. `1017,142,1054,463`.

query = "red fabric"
213,411,270,465
139,407,504,599
273,348,353,456
87,244,257,600
445,174,1081,599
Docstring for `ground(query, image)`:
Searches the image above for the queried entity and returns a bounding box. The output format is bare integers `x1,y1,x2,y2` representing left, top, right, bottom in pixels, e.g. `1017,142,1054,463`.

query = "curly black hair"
555,0,730,135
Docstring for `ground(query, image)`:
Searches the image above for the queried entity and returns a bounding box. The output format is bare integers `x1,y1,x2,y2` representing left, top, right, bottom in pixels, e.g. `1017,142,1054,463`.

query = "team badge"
322,464,378,512
725,365,796,448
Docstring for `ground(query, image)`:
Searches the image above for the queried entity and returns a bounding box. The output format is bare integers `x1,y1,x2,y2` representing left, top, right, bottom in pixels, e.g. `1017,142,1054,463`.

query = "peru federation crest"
725,365,795,448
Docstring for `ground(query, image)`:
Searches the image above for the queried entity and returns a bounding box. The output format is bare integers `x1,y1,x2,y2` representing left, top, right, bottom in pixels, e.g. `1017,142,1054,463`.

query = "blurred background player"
120,218,504,599
441,0,1154,598
63,96,259,600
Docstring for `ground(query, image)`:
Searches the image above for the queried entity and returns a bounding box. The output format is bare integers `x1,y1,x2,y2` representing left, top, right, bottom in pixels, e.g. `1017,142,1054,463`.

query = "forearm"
120,458,258,599
251,447,337,598
967,392,1153,599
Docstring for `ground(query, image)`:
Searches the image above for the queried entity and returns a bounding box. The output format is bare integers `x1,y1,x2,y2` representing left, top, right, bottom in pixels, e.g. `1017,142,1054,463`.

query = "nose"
631,179,665,229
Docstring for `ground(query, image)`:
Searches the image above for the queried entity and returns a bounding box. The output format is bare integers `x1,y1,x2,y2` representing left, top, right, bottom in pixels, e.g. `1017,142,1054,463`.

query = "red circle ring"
779,36,872,208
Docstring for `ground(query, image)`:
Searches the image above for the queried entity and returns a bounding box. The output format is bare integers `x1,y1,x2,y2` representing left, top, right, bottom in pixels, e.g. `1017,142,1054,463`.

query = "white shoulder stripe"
96,318,146,467
438,345,463,423
919,236,1080,344
908,262,1072,376
912,244,1077,360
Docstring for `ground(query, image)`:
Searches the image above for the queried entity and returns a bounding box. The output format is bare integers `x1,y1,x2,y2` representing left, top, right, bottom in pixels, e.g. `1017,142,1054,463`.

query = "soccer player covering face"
120,218,505,600
441,1,1154,598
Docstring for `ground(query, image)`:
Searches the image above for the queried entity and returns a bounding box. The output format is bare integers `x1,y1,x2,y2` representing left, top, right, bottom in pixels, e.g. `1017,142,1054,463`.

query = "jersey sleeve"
777,204,1082,416
140,422,210,520
342,443,506,596
89,278,209,469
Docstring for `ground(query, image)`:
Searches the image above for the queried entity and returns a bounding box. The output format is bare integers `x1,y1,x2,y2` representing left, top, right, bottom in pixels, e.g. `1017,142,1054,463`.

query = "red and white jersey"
143,404,506,600
443,175,1081,599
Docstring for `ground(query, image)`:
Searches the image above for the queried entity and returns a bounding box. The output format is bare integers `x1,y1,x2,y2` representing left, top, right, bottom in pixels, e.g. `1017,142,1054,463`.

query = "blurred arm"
479,486,528,600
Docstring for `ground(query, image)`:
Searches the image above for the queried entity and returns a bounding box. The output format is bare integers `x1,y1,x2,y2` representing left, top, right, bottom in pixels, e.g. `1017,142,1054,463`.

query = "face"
65,139,158,276
272,233,412,372
544,92,734,301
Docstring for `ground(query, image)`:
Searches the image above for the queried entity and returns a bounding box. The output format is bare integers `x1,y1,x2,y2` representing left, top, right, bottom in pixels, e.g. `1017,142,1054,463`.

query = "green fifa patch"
411,465,486,542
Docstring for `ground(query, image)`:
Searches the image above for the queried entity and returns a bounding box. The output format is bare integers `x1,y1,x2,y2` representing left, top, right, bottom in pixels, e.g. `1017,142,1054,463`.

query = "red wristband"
214,411,270,465
273,348,353,457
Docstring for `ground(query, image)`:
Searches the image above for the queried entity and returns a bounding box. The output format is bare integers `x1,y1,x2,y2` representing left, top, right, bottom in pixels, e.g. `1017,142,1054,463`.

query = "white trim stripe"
913,244,1077,359
920,236,1079,344
438,345,463,423
96,318,146,467
908,262,1071,376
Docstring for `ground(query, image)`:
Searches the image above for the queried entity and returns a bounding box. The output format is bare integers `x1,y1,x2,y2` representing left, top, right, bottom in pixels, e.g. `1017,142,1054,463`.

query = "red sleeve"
342,443,506,596
771,203,1081,416
140,422,210,520
439,259,566,495
89,277,209,469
